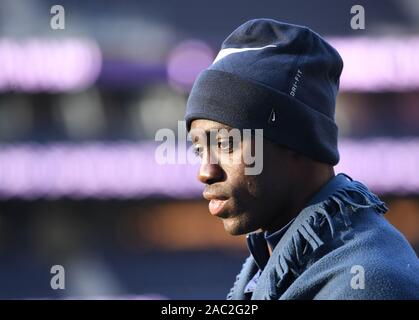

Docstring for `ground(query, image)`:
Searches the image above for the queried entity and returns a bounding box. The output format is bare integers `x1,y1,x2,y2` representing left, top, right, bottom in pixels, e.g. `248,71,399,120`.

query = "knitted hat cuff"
185,69,339,165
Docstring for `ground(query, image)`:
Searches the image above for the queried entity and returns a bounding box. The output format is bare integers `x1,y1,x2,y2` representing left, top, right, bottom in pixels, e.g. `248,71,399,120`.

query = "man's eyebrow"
190,126,235,143
203,126,235,133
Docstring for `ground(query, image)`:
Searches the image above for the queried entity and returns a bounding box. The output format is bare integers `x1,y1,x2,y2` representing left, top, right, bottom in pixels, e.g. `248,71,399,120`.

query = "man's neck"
263,167,335,235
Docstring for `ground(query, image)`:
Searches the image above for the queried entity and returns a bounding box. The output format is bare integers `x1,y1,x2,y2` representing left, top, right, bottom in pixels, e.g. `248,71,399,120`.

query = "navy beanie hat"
185,19,343,165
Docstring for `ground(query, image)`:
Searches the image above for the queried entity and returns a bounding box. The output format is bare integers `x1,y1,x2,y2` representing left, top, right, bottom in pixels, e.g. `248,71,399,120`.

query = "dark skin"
190,119,335,237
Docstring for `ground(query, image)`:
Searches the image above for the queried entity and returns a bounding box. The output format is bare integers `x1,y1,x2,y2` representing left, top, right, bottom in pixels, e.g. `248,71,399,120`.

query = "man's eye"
217,138,234,152
193,145,204,157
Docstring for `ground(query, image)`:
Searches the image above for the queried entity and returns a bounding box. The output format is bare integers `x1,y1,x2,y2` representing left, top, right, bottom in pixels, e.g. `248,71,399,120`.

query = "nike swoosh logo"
269,109,276,123
213,45,277,64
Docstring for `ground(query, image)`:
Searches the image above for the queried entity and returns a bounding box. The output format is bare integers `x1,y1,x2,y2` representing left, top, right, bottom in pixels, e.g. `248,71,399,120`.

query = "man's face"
190,119,298,236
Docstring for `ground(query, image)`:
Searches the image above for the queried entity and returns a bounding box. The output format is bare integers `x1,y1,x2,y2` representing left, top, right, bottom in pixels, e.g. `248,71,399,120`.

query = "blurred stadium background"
0,0,419,299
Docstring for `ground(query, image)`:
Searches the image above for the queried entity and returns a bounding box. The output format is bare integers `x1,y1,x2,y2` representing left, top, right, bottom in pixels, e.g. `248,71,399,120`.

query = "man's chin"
221,217,255,236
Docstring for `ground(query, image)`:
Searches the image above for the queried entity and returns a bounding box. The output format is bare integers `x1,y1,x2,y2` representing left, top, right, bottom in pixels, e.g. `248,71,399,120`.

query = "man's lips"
203,191,229,216
208,199,228,216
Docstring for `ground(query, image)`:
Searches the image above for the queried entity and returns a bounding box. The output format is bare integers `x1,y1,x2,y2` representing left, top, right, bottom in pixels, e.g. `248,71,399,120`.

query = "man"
185,19,419,299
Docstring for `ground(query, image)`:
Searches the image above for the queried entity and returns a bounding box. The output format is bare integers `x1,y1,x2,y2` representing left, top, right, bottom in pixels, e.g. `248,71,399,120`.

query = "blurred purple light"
328,37,419,91
0,143,201,199
336,138,419,194
0,139,418,199
166,40,214,91
0,38,102,92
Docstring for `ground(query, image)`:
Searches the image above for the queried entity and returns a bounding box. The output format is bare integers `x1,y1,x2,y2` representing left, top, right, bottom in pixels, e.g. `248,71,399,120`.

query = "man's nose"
198,163,224,185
